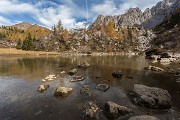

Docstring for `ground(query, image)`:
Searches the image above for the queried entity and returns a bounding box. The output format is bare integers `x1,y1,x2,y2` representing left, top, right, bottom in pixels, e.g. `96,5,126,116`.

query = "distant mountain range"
0,22,50,41
90,0,180,29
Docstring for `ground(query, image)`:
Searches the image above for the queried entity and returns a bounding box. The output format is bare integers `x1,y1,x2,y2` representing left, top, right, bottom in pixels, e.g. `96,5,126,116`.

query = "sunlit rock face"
90,0,180,29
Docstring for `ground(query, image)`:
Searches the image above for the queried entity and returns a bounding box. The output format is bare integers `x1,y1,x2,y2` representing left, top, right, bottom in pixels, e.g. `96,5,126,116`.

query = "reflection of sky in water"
0,55,179,120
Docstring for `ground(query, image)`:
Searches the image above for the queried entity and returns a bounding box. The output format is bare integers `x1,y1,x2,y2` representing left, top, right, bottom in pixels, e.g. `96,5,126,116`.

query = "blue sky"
0,0,162,29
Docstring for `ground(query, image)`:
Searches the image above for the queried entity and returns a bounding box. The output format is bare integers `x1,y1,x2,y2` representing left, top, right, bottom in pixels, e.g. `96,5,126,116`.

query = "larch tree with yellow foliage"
106,21,116,38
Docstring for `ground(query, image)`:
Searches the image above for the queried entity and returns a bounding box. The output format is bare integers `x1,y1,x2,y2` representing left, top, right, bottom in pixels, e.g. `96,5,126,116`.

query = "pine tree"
57,20,63,32
16,38,22,49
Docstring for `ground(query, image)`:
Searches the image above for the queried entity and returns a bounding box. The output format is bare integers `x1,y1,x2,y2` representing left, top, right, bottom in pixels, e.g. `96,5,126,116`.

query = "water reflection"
0,55,179,120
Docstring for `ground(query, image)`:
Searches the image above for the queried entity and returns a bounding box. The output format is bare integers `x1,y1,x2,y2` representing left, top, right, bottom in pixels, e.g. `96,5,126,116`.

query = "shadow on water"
0,55,180,120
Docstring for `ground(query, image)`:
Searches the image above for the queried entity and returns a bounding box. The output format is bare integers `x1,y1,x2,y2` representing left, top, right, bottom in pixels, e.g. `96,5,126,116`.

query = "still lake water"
0,55,180,120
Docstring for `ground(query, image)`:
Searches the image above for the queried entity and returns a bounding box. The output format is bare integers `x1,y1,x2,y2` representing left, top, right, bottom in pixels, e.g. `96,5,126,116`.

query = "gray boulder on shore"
129,84,172,109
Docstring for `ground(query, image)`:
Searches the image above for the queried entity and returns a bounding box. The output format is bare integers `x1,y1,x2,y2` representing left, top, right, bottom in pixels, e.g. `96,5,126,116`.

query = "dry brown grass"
0,48,60,55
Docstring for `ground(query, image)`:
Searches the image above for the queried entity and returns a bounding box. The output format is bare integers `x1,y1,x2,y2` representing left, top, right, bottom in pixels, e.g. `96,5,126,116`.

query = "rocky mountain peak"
13,22,32,30
127,7,142,14
90,0,180,30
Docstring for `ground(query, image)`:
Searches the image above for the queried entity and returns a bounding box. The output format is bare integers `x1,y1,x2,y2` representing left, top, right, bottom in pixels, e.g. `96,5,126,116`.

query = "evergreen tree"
57,20,63,32
16,38,22,49
22,33,35,51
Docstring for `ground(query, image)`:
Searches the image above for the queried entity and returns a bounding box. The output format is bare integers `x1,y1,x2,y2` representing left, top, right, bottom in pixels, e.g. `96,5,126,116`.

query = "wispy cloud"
0,0,163,28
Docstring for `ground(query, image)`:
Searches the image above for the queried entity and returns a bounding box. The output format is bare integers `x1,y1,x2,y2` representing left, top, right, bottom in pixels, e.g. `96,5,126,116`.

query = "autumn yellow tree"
106,21,116,38
63,29,69,41
117,28,124,41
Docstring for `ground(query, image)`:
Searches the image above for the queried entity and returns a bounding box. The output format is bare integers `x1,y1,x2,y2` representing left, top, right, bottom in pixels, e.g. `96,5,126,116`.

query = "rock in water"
77,62,90,69
70,76,85,82
80,87,92,96
128,115,160,120
129,84,172,109
95,84,109,92
104,101,132,120
144,65,164,72
54,87,73,97
37,84,49,93
112,71,122,78
83,101,100,120
67,69,77,76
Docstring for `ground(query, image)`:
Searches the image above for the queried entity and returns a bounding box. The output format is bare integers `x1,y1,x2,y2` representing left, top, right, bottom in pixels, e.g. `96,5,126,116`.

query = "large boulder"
129,84,172,109
128,115,160,120
37,84,49,93
83,101,100,120
104,101,132,120
54,87,73,97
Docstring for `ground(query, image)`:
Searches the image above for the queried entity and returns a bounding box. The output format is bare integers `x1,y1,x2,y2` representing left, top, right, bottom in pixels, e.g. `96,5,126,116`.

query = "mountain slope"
90,0,180,30
0,22,50,41
152,9,180,51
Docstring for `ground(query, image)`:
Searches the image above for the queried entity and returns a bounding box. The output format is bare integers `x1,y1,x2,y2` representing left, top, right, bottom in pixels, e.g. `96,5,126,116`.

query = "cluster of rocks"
146,50,179,64
83,84,171,120
36,62,173,120
37,74,57,93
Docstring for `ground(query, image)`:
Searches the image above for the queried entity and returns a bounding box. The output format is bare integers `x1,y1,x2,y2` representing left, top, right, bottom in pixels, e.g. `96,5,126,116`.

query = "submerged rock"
54,87,73,97
67,69,77,76
95,84,109,92
70,76,85,82
112,71,122,78
129,84,172,109
104,101,132,120
37,84,49,93
128,115,160,120
83,101,100,120
80,87,92,96
77,62,90,69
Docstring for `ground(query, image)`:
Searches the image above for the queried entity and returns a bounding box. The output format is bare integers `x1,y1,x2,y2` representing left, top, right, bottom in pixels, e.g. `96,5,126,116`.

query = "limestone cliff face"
90,0,180,29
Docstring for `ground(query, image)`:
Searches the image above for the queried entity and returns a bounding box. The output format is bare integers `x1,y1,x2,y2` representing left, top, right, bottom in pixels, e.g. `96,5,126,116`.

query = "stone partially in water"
95,84,109,92
37,84,49,93
83,101,100,120
128,115,160,120
54,87,73,97
80,87,92,96
70,76,85,82
144,65,164,72
77,62,90,69
104,101,132,120
112,71,122,78
67,69,77,76
129,84,172,109
44,74,57,81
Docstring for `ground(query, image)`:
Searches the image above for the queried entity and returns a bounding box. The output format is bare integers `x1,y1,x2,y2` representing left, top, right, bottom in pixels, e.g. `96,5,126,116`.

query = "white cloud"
91,0,162,16
0,15,20,26
0,0,163,29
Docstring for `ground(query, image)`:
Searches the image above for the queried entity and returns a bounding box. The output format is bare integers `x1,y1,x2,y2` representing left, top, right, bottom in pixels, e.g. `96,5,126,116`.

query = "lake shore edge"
0,48,140,56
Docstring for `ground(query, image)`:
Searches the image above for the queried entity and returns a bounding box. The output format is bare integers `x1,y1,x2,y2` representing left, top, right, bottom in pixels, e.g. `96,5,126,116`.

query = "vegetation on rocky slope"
152,9,180,51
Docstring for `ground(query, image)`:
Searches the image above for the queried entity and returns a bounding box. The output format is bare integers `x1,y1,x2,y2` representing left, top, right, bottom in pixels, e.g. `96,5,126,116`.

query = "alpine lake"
0,55,180,120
